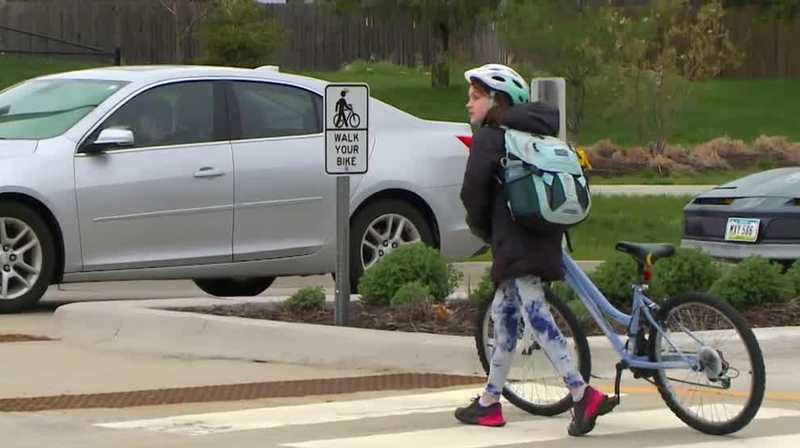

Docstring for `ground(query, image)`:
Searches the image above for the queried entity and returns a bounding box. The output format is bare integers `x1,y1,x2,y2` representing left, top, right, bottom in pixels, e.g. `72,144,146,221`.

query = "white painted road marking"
283,407,800,448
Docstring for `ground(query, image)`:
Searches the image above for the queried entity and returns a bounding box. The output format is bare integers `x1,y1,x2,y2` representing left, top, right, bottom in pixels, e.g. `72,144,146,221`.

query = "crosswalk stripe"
96,389,482,436
95,386,628,436
283,407,800,448
658,435,799,448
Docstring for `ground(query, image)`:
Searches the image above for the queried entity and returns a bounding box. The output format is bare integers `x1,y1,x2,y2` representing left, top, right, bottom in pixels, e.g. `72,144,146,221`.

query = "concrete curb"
54,298,486,376
54,298,800,377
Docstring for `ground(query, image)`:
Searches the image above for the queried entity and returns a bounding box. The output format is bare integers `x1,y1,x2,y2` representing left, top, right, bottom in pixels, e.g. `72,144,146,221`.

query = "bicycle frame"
562,248,701,372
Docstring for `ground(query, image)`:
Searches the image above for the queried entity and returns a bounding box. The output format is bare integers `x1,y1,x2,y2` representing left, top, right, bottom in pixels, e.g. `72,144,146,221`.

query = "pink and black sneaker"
454,397,506,427
568,386,617,436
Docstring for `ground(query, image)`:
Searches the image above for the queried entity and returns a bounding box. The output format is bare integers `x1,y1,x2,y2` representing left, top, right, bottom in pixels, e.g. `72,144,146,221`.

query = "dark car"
682,167,800,265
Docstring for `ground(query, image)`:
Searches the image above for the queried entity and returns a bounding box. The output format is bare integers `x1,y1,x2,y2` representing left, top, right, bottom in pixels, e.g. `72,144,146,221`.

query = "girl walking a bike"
456,64,615,436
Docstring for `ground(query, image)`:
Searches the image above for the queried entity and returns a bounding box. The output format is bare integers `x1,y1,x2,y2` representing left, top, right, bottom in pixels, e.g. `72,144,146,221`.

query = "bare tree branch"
179,3,212,39
157,0,177,16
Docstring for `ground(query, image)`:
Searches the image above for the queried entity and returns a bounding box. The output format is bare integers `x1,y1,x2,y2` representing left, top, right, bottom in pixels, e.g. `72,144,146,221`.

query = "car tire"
193,277,276,297
0,202,56,313
349,199,436,293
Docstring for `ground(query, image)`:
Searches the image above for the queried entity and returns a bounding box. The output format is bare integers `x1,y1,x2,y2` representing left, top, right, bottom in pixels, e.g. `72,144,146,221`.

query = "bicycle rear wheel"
475,286,591,416
651,293,765,435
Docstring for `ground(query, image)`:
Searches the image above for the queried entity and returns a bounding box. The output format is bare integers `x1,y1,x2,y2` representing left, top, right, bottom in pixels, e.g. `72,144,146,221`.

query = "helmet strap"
489,91,497,108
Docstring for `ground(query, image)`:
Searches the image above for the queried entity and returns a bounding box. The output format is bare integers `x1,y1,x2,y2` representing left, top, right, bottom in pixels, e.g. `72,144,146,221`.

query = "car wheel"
193,277,276,297
349,199,435,293
0,202,56,313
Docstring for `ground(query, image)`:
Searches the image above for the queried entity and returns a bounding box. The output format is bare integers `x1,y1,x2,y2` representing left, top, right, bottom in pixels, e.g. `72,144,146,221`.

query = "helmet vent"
512,79,524,88
492,75,506,82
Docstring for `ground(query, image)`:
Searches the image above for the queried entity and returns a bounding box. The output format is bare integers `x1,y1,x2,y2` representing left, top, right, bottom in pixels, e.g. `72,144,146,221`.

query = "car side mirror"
82,128,134,154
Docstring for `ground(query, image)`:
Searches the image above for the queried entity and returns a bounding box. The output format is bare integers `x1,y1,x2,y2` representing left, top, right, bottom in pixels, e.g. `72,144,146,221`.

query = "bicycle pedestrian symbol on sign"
333,89,361,129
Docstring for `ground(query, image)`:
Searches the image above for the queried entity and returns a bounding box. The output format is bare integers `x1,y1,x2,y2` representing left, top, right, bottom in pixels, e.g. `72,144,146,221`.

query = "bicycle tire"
333,114,345,128
475,285,592,416
349,112,361,128
651,293,766,435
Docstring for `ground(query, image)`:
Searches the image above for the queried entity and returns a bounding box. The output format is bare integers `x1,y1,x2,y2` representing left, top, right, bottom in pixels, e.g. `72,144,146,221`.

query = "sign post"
531,77,566,142
325,83,370,326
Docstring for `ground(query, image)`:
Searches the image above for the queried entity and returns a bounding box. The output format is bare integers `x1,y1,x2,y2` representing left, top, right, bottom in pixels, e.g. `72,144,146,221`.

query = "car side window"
230,82,321,140
99,81,217,149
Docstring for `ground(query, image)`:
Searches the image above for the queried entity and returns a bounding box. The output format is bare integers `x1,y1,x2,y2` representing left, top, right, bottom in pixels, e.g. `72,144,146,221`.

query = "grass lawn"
581,78,800,146
4,57,798,149
3,57,794,189
300,62,800,148
0,54,107,90
471,195,692,262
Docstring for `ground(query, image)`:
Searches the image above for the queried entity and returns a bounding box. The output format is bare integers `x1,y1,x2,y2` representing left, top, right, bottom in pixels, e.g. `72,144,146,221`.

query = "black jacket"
460,102,565,284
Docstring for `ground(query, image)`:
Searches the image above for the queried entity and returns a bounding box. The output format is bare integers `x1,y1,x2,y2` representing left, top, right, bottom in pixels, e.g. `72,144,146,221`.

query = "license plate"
724,218,760,243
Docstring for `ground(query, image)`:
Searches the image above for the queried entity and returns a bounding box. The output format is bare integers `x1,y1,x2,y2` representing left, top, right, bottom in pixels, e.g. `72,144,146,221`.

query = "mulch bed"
743,301,800,329
173,301,480,336
170,299,800,337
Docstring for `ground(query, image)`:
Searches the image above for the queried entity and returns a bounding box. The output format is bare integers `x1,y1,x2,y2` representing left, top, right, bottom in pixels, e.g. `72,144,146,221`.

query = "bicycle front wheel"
475,286,591,416
651,293,766,435
349,112,361,128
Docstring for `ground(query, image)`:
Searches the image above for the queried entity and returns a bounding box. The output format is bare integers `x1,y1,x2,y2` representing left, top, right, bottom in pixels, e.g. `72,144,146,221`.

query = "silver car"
0,66,482,312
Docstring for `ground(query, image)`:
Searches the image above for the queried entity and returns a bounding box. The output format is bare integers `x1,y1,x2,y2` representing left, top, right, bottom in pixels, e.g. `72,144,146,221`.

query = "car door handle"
194,167,225,178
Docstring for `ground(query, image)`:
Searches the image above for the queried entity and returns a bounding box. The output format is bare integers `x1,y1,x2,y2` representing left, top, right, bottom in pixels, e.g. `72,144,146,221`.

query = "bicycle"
475,241,766,435
333,109,361,129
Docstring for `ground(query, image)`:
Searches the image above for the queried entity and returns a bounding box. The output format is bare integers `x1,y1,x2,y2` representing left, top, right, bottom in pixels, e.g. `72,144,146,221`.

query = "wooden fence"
0,0,796,76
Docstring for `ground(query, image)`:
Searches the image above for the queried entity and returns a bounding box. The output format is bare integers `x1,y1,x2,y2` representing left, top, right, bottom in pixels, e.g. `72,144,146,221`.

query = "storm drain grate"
0,373,483,412
0,334,53,343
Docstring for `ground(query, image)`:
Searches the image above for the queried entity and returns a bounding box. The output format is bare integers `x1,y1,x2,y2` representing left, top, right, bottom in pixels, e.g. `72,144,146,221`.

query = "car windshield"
0,78,128,140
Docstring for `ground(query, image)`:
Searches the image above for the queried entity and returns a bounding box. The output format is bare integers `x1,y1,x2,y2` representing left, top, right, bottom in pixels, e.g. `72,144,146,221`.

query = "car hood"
698,167,800,199
0,140,38,159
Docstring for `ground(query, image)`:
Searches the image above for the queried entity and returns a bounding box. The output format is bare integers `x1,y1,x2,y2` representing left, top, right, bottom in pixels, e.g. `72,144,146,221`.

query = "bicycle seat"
615,241,675,266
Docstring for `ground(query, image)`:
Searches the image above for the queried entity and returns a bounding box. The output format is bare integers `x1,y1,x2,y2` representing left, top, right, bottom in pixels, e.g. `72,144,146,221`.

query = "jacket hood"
501,101,559,136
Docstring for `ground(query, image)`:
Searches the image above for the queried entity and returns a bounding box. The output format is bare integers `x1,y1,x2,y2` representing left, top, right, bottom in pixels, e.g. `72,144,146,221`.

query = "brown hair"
471,80,512,127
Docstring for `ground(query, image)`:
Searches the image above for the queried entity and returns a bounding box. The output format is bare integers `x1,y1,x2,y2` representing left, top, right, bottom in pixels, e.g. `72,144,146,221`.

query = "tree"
500,0,619,141
666,0,744,81
157,0,212,63
604,2,691,155
323,0,502,87
608,0,742,155
197,0,283,67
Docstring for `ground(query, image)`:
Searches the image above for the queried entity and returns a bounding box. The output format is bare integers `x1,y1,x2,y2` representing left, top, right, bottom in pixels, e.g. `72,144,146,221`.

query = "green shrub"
198,0,283,67
651,248,720,300
786,260,800,298
283,286,326,312
590,254,640,310
549,280,578,303
357,243,462,306
709,257,792,310
468,267,496,305
566,299,593,332
391,282,433,308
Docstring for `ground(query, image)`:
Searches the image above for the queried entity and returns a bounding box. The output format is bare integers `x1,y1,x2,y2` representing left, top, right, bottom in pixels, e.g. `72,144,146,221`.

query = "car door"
227,80,334,261
74,80,234,271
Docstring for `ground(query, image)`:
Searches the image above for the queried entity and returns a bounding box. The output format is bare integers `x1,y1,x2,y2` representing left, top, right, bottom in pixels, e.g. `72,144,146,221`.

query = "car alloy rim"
361,213,422,269
0,217,43,300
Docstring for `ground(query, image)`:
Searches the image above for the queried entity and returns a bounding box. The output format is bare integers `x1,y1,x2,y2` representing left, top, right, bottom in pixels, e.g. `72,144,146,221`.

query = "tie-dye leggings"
485,275,587,401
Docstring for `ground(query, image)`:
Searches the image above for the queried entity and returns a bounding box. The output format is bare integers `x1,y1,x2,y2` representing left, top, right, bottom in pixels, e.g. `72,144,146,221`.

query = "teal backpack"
500,129,591,233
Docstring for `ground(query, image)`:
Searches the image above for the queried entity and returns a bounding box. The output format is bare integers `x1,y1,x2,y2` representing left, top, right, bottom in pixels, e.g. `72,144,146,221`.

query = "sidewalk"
0,329,378,400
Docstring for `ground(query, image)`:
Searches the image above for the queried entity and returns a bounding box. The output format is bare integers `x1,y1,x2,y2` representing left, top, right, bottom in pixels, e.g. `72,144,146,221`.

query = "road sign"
325,84,369,175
